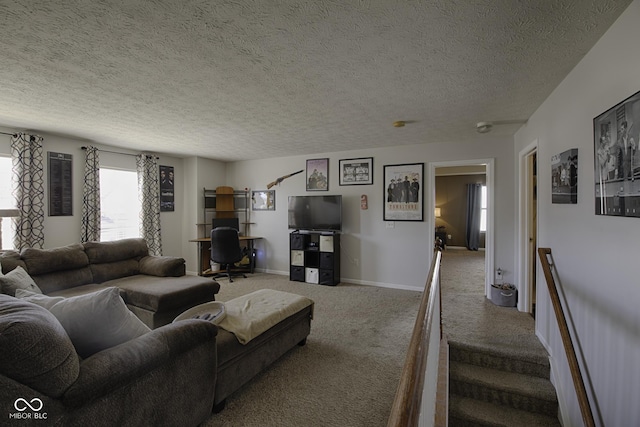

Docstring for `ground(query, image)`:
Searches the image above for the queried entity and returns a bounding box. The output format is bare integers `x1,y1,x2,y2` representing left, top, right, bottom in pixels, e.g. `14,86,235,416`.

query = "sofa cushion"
0,250,26,274
47,283,113,299
0,265,43,296
30,267,95,295
105,275,219,312
0,294,80,398
90,259,140,283
21,243,89,275
18,287,151,358
139,256,186,277
83,238,149,264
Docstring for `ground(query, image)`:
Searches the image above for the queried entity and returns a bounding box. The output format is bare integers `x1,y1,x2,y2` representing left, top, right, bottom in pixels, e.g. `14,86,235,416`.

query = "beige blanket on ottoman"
218,289,313,344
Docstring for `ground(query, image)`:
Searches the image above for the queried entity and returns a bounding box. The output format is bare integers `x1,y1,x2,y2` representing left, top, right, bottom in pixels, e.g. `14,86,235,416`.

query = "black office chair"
210,227,246,282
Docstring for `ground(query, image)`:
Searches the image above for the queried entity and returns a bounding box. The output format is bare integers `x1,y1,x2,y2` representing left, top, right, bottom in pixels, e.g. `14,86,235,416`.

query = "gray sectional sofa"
0,293,218,427
0,238,314,425
0,238,220,328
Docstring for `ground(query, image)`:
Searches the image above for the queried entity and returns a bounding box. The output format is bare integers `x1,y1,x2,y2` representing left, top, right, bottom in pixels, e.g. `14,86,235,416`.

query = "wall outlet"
447,234,452,240
354,258,359,267
386,221,395,228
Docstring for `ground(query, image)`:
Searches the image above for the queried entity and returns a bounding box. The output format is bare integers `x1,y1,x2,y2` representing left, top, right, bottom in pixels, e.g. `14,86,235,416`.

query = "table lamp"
0,208,20,250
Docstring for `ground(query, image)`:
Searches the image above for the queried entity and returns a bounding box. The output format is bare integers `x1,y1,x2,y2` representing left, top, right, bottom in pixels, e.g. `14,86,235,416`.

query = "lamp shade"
434,207,441,218
0,209,20,217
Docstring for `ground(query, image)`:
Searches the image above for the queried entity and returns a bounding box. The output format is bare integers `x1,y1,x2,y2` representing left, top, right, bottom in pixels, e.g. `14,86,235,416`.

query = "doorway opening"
518,142,538,315
429,159,494,296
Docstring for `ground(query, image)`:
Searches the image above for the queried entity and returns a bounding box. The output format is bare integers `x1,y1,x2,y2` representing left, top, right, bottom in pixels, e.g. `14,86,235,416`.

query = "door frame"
428,158,495,296
517,140,538,312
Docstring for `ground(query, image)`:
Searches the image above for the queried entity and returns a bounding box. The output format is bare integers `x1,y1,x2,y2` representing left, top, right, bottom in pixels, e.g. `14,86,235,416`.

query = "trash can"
490,284,517,307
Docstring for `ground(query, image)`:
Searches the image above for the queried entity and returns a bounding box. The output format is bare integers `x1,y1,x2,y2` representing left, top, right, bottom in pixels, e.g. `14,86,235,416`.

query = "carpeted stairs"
448,341,561,427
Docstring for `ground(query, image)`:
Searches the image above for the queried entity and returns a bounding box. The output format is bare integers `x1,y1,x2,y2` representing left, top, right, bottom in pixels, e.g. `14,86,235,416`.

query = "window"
480,185,487,232
0,156,16,249
100,168,141,241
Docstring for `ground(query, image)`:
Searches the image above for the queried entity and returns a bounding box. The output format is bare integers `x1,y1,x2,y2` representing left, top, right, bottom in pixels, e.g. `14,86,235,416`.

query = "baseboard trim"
251,269,422,292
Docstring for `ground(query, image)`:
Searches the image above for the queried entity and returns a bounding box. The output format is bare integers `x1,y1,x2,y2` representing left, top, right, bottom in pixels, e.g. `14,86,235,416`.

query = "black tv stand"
289,231,340,286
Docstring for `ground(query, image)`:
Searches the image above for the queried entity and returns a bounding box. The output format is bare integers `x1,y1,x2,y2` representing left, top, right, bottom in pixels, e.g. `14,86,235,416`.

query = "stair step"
449,341,550,379
449,395,561,427
450,361,558,417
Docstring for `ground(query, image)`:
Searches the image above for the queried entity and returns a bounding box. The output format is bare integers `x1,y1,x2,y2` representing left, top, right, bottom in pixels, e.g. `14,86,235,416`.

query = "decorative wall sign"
339,157,373,185
159,165,174,212
594,89,640,217
306,158,329,191
383,163,424,221
252,190,275,210
48,151,73,216
551,148,578,204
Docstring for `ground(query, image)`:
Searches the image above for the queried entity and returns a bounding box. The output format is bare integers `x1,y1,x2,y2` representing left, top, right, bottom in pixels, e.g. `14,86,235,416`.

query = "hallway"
439,247,548,362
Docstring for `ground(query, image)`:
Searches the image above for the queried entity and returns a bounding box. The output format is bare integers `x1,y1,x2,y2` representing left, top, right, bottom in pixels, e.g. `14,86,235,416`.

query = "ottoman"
213,289,314,412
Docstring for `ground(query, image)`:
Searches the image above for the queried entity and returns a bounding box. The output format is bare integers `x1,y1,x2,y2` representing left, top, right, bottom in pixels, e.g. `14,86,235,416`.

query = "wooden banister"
538,248,595,427
387,249,442,427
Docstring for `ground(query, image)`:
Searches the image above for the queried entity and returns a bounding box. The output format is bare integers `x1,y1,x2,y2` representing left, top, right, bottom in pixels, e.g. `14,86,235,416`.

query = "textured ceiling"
0,0,632,161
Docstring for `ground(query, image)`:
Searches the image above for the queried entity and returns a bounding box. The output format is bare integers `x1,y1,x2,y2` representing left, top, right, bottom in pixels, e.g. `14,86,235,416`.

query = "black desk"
189,236,263,276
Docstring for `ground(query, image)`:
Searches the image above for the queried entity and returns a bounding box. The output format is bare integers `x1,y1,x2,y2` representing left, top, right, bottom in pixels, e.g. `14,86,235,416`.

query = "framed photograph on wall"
383,163,424,221
594,89,640,216
551,148,578,204
252,190,275,211
339,157,373,185
306,158,329,191
159,165,175,212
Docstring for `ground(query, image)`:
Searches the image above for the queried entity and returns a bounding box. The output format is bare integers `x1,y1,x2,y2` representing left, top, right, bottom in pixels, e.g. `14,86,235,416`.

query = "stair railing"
387,249,443,427
538,248,596,427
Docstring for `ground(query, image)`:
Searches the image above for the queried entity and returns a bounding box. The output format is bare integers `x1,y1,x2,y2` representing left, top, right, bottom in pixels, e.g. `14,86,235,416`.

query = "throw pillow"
15,288,65,309
17,287,151,358
0,266,43,296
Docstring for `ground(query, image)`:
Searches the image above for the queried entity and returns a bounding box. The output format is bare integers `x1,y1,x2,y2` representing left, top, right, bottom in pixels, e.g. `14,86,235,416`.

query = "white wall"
226,136,514,290
0,128,186,258
181,156,227,274
514,1,640,425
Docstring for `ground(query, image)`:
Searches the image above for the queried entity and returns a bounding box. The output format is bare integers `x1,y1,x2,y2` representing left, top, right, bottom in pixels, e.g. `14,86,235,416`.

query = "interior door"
527,151,537,316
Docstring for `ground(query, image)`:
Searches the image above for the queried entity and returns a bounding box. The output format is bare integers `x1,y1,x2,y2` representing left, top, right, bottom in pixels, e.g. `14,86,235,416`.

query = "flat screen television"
288,195,342,232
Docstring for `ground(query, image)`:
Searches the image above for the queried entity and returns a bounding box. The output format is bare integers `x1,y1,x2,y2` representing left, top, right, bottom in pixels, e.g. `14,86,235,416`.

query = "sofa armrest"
62,319,217,407
139,255,186,277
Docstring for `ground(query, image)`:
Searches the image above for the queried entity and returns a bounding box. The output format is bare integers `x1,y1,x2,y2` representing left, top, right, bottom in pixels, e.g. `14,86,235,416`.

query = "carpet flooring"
440,248,547,364
203,274,422,427
202,248,549,426
441,248,559,426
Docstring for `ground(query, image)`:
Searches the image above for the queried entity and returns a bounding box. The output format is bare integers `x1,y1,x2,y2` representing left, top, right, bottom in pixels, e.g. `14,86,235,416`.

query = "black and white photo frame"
339,157,373,185
383,163,424,221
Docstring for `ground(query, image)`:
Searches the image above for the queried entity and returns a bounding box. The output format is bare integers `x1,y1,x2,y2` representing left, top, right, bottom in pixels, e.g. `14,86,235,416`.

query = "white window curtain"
81,146,101,242
136,154,162,256
10,133,45,250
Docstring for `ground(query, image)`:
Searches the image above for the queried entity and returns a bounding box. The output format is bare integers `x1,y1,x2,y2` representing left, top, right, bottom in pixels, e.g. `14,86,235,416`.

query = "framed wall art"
383,162,424,221
594,89,640,217
252,190,275,211
306,158,329,191
159,165,175,212
551,148,578,204
339,157,373,185
48,151,73,216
